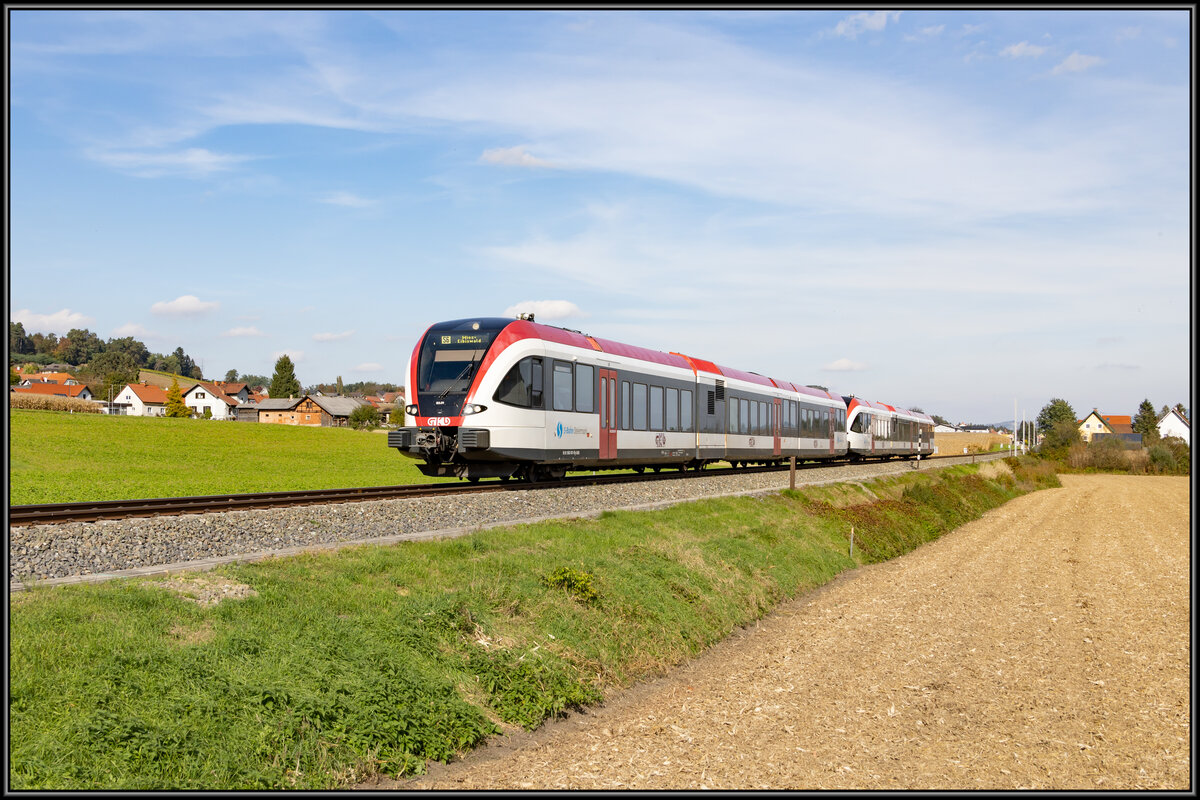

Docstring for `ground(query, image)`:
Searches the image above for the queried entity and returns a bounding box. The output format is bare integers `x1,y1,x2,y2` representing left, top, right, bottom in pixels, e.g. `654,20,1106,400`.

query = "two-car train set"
388,316,935,482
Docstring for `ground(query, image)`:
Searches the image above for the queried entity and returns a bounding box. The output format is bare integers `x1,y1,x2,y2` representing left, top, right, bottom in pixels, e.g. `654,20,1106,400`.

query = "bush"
347,404,381,430
1148,444,1177,473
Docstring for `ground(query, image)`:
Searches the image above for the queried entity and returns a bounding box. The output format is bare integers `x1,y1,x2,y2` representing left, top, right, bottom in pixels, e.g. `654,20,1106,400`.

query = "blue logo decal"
556,422,563,438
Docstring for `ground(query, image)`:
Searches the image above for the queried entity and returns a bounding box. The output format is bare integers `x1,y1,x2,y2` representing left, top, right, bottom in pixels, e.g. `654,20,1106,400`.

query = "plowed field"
373,475,1190,791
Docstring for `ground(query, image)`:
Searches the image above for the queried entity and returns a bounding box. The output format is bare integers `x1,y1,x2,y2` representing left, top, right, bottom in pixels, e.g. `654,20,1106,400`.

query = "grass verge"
8,457,1060,789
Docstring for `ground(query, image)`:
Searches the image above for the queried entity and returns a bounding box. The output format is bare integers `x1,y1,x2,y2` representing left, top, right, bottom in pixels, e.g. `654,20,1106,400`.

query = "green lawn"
8,410,450,505
8,459,1062,790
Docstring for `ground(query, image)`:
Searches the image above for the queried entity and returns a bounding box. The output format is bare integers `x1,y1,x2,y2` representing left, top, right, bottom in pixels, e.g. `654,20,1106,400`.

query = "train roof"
509,319,841,401
846,396,934,423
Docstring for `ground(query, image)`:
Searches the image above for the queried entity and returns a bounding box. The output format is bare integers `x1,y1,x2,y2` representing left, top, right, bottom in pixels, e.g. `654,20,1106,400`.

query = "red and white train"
388,316,934,481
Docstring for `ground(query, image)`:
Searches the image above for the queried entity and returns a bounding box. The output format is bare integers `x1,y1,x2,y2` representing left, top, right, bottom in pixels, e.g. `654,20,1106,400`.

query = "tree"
224,369,239,383
105,336,150,366
82,350,142,403
240,374,270,390
930,413,951,427
165,378,191,417
1132,399,1159,443
1036,397,1077,433
10,367,20,386
269,355,301,399
1175,403,1189,423
54,328,104,365
9,322,33,355
336,375,344,395
348,404,381,430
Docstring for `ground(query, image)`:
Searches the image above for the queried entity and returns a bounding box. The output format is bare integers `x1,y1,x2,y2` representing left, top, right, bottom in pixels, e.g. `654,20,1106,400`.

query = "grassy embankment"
9,455,1060,790
8,409,448,505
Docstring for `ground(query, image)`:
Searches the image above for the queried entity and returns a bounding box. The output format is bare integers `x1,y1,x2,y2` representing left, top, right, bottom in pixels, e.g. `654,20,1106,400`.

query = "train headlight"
405,404,418,416
462,403,487,415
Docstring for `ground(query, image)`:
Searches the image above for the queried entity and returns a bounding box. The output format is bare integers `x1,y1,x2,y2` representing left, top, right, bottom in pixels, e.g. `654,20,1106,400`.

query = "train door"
598,369,618,460
828,407,836,454
772,398,782,456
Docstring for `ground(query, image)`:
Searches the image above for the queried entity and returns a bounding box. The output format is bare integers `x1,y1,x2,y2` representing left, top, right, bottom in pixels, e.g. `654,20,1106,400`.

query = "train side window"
650,385,664,430
621,381,631,430
493,357,543,409
681,389,693,432
575,364,594,413
633,383,648,430
553,361,573,412
740,398,750,435
729,397,738,433
666,387,679,432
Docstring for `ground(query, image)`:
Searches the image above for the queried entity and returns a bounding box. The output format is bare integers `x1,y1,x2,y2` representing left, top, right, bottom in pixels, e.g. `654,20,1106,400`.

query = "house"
255,395,369,427
1157,408,1190,445
382,390,405,406
933,423,960,434
1078,410,1133,443
208,381,253,404
11,382,94,401
183,382,240,420
17,371,81,387
112,382,168,416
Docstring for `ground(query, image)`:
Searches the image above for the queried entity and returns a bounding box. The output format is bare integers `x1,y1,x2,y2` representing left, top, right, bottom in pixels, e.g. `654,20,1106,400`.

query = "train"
387,315,935,481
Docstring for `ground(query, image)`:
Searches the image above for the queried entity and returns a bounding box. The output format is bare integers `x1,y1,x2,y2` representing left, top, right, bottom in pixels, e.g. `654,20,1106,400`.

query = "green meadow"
8,410,449,505
8,457,1061,790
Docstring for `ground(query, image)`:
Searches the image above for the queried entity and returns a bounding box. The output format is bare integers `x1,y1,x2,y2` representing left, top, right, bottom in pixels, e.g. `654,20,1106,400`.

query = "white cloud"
481,146,554,168
222,326,266,337
12,308,94,334
151,294,219,316
86,147,252,178
313,330,355,342
831,11,902,39
905,25,945,41
822,358,868,372
112,322,158,338
1052,52,1104,75
502,300,587,321
271,349,304,363
353,362,383,372
319,191,375,208
1001,41,1048,58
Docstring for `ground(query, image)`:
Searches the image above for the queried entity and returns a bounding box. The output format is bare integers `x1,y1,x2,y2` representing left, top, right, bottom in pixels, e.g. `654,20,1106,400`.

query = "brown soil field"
374,475,1190,791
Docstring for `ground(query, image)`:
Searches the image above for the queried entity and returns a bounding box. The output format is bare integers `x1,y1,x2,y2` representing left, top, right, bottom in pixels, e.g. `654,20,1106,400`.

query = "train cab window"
621,381,631,430
681,389,693,432
552,361,573,412
666,387,679,432
575,364,594,413
650,385,664,430
493,357,543,409
633,383,648,430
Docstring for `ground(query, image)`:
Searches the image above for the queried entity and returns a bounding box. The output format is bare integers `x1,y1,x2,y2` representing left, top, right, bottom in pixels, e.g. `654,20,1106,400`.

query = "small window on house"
196,392,206,399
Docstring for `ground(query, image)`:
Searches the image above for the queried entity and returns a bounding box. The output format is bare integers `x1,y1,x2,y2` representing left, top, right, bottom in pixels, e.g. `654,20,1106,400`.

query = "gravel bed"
9,454,1001,589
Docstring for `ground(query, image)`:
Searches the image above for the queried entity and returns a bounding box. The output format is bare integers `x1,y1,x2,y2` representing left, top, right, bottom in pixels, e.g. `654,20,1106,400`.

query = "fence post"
790,456,796,490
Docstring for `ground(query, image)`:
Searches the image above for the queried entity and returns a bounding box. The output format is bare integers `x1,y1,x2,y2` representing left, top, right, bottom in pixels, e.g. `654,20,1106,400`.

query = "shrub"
542,567,599,605
347,404,381,430
1148,444,1177,473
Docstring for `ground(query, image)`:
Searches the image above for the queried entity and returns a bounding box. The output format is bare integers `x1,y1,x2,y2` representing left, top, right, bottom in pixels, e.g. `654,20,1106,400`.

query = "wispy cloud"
353,362,382,372
823,358,868,372
313,330,355,342
319,191,375,208
112,322,159,338
86,147,252,178
1052,52,1104,75
481,146,554,168
502,300,586,321
830,11,902,40
222,326,267,337
272,349,305,363
13,308,94,334
151,295,219,316
1001,41,1048,58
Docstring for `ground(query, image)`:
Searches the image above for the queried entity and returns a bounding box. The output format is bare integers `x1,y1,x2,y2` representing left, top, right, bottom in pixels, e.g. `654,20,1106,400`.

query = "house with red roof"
113,382,169,416
11,382,94,401
183,382,241,420
1078,409,1137,443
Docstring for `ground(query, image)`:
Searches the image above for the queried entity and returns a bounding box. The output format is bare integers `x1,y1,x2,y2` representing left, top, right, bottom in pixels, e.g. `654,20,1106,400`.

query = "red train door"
599,369,618,459
772,398,782,456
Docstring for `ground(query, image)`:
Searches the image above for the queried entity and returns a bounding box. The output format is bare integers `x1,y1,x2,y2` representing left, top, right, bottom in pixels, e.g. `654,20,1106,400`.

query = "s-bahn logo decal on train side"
554,422,591,438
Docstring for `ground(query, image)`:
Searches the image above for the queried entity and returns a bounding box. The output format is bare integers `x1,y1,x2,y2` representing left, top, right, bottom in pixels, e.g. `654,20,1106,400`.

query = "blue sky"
8,9,1191,423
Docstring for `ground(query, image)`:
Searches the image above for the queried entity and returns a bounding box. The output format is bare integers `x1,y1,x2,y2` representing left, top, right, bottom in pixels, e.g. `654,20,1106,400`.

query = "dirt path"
373,475,1191,791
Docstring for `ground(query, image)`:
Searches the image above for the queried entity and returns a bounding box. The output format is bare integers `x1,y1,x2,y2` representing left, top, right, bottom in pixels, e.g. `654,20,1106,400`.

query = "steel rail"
8,453,976,527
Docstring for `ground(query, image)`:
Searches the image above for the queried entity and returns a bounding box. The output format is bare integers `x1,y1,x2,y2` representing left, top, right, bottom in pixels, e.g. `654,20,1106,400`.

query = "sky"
7,8,1192,424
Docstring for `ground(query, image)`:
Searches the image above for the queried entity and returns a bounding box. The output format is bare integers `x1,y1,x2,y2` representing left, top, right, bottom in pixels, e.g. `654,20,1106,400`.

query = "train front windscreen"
413,318,510,418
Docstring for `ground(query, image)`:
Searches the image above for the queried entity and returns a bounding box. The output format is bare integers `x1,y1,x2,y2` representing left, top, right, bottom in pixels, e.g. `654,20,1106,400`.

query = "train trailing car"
388,315,930,481
844,396,935,461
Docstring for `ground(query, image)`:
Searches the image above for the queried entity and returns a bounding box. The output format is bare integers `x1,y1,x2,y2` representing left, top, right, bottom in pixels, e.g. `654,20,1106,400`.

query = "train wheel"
633,466,645,475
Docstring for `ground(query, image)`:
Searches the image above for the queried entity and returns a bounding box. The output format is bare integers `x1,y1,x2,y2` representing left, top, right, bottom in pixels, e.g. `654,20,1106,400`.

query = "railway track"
8,453,986,527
